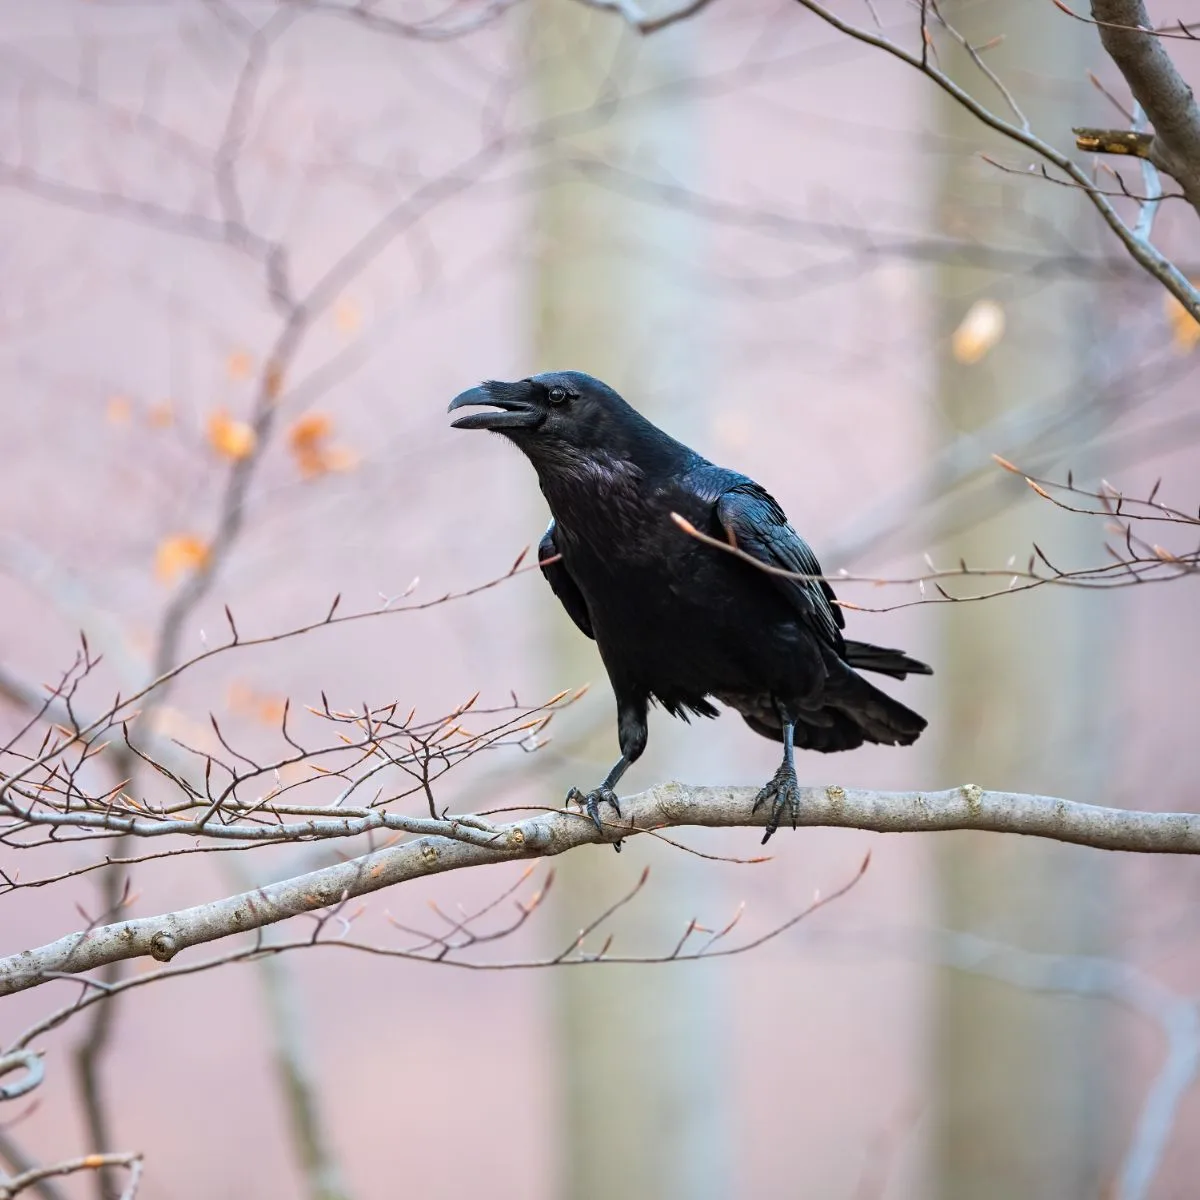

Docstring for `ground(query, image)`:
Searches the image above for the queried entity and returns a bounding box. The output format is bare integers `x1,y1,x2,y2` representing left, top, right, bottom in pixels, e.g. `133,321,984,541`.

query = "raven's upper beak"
448,383,542,431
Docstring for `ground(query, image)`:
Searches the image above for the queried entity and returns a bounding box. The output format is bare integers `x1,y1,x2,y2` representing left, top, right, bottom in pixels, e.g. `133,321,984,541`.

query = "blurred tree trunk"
931,4,1115,1196
528,8,731,1199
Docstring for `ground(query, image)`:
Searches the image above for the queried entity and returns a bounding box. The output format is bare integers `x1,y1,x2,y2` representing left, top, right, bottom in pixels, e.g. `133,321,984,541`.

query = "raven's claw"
753,762,801,844
566,784,624,852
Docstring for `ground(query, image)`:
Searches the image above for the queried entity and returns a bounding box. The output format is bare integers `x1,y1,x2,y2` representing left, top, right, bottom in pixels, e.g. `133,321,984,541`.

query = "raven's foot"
753,761,800,844
566,784,624,852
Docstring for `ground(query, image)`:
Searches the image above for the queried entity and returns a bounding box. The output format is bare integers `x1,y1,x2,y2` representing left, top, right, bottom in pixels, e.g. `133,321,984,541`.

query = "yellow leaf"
1164,287,1200,353
334,297,361,335
951,299,1006,364
106,395,132,424
207,409,257,460
155,535,210,583
226,350,254,381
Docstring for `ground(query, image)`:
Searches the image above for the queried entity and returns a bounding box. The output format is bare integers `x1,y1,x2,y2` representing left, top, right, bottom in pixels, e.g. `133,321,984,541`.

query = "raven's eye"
548,386,568,405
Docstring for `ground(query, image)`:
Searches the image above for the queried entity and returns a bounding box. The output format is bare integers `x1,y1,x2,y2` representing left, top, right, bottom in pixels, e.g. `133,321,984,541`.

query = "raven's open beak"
448,383,542,431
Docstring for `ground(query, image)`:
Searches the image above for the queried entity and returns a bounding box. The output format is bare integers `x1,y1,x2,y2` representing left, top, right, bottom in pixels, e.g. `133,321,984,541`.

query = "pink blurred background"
2,2,1199,1197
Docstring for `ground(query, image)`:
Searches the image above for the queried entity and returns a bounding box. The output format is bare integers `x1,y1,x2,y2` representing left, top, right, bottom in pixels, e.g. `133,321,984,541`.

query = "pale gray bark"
1091,0,1200,213
5,782,1200,1000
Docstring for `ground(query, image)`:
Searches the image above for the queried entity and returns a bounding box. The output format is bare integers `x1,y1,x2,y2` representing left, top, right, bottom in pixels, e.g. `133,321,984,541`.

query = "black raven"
449,370,931,844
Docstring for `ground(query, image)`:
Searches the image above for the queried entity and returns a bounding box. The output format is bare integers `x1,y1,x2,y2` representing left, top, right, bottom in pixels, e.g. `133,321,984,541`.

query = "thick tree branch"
1092,0,1200,213
5,781,1200,1000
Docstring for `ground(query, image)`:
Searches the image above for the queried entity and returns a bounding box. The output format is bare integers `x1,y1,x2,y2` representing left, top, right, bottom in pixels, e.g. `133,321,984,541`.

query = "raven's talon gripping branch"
753,762,801,844
566,784,624,851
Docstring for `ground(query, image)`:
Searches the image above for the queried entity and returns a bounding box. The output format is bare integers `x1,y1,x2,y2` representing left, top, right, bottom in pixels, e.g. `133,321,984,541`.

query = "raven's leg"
567,695,647,851
752,702,800,844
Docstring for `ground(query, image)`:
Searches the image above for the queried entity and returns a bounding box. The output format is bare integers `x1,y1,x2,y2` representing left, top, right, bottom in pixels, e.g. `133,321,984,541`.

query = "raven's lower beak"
448,384,542,431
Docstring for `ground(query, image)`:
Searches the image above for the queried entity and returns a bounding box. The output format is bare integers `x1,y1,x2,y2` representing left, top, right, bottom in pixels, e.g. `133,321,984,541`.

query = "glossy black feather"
450,370,931,809
538,522,593,640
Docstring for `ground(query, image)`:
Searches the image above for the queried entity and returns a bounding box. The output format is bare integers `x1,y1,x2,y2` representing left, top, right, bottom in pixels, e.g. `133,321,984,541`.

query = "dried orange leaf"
287,412,356,478
991,453,1020,474
295,449,325,479
155,535,210,583
951,299,1006,364
289,412,332,450
1164,286,1200,353
207,409,257,460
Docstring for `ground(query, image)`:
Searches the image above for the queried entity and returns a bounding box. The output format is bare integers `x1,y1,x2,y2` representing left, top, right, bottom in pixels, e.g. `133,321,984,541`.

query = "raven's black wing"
538,521,594,639
713,480,845,651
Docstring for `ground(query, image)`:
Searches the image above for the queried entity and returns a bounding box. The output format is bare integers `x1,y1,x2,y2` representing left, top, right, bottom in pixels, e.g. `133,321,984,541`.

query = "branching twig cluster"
0,633,579,867
674,459,1199,612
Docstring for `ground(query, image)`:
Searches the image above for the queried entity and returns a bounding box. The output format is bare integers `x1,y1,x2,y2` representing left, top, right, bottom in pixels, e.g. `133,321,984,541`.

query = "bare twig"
0,1135,67,1200
775,0,1200,318
927,932,1198,1200
571,0,719,35
0,1153,142,1200
0,1054,43,1103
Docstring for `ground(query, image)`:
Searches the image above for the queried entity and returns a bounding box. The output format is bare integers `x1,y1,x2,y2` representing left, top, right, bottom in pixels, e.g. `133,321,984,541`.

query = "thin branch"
926,932,1198,1200
1131,104,1164,242
570,0,719,35
283,0,522,42
0,1154,142,1200
0,1135,67,1200
784,0,1200,319
0,1053,43,1103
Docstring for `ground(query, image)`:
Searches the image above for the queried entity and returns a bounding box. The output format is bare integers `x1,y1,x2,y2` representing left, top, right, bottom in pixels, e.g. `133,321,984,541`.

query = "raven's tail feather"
842,640,933,681
829,668,927,747
738,672,926,753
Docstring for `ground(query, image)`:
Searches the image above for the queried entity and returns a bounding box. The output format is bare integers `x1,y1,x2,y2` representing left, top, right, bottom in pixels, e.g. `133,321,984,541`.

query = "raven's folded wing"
538,521,594,639
714,482,844,650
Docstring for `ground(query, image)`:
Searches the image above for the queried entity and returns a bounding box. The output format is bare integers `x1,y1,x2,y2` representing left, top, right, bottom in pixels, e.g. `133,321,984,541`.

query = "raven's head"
448,370,645,457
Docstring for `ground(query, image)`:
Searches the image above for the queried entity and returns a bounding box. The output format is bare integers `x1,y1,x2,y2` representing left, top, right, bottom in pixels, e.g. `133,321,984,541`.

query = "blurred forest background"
1,0,1199,1197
